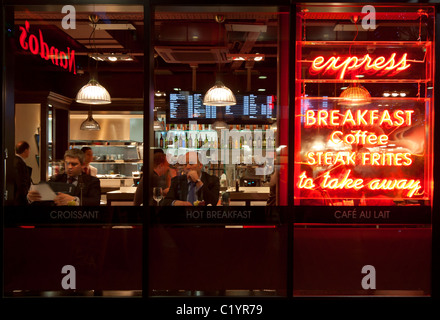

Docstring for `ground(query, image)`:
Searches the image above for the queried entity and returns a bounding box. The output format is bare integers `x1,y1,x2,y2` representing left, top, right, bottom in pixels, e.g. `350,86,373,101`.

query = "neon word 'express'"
19,21,76,74
310,53,410,79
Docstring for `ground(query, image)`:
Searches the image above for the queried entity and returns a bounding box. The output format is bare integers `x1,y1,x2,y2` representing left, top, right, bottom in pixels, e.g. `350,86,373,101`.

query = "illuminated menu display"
168,92,275,122
225,94,274,119
169,92,216,120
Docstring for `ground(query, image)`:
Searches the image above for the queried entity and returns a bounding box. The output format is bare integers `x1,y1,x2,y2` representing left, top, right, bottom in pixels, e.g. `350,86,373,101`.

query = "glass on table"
153,187,163,206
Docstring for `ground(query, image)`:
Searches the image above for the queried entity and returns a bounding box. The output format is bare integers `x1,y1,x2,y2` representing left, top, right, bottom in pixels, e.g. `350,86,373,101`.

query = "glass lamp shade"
80,110,100,131
339,85,371,106
203,81,236,106
76,79,111,105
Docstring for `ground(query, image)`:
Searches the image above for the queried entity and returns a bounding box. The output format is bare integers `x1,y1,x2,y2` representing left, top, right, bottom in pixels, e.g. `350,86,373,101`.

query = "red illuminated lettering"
297,170,422,198
18,21,76,74
310,53,411,79
305,110,413,128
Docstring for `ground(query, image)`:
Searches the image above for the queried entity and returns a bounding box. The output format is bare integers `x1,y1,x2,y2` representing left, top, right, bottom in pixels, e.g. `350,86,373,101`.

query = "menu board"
224,94,275,120
169,92,217,120
167,91,276,123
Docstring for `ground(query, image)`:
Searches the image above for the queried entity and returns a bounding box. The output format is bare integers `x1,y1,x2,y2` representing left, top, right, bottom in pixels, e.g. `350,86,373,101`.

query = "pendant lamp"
76,79,111,105
339,84,371,106
203,15,236,107
80,107,100,131
76,14,111,105
203,80,236,106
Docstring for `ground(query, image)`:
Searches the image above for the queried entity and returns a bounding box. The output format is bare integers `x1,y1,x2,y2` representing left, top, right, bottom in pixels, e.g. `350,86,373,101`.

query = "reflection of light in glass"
400,92,406,97
259,76,267,79
355,74,364,78
383,92,390,97
339,85,371,106
311,140,325,151
258,88,266,92
391,92,399,97
340,87,348,90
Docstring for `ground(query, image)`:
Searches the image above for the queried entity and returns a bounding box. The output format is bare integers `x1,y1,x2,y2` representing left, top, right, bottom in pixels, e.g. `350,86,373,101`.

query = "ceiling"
13,5,282,95
13,4,432,100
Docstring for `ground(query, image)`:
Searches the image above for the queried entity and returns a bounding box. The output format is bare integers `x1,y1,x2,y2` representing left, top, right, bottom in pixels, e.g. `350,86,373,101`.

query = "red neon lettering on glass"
297,170,421,198
304,110,413,128
367,178,421,197
18,21,76,75
310,53,411,79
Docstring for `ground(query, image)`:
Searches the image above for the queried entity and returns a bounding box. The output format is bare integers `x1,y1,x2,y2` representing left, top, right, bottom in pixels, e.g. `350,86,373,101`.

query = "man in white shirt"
81,147,98,176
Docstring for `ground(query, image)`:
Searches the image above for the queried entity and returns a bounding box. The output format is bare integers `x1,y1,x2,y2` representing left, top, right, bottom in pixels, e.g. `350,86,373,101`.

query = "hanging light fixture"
76,14,111,105
339,84,371,106
203,14,236,107
203,81,236,106
80,107,100,131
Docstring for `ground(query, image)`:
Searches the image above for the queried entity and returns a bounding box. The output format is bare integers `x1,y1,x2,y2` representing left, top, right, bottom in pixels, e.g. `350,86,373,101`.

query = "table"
227,187,270,206
106,189,136,206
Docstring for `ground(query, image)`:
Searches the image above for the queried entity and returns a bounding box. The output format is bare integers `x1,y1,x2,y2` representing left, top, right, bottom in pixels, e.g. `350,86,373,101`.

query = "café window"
294,4,434,207
149,5,290,297
151,6,290,207
293,3,434,297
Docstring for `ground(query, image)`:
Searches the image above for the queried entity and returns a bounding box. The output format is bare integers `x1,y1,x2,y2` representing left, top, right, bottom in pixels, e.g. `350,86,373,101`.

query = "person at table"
81,146,98,176
13,141,33,205
27,148,101,206
162,151,220,206
133,152,171,206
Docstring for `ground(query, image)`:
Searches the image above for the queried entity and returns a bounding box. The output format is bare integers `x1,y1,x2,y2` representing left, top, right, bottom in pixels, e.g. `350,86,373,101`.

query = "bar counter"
105,186,270,206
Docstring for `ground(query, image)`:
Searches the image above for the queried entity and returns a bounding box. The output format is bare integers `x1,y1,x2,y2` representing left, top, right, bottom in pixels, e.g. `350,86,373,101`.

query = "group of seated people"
134,151,220,206
26,148,220,207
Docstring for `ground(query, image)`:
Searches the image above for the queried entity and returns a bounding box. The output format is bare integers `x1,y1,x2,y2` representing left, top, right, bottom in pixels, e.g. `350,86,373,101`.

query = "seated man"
162,151,220,206
133,151,171,206
28,149,101,206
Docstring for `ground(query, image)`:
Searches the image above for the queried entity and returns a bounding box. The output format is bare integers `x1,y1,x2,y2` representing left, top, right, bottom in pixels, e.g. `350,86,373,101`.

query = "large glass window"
149,5,290,297
293,3,434,297
4,4,144,297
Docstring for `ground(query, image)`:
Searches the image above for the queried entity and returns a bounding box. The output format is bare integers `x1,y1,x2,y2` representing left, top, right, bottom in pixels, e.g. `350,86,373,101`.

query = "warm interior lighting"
80,108,100,131
90,53,134,62
76,79,111,105
203,81,236,106
338,85,371,106
76,14,111,105
226,53,265,62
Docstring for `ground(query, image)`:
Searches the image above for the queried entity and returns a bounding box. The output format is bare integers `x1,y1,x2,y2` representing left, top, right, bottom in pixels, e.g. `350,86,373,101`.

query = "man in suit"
133,151,171,206
27,148,101,206
14,141,32,205
162,151,220,206
81,146,98,176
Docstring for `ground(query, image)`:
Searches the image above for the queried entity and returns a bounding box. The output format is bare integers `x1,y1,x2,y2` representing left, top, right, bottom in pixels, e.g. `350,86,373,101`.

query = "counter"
105,186,270,206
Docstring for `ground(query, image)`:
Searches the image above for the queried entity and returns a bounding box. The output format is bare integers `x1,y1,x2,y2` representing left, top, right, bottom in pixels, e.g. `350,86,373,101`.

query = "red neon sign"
19,21,76,75
298,170,422,198
299,105,424,198
305,109,414,128
310,53,410,80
